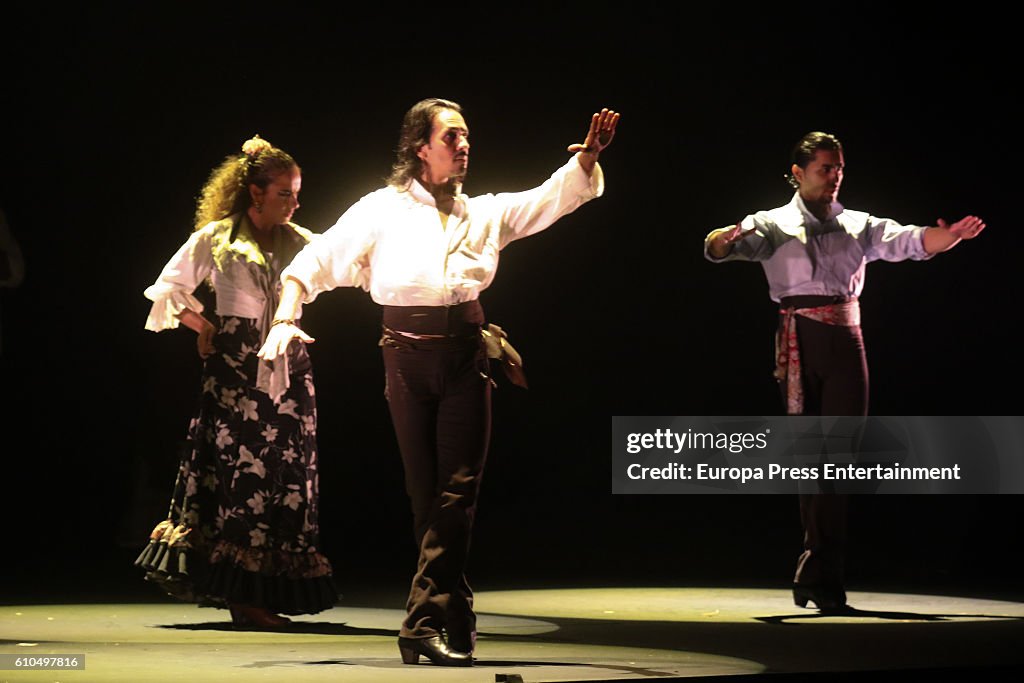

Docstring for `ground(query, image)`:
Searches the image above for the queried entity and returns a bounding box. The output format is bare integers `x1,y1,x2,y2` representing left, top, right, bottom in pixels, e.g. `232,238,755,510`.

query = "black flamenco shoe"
398,635,473,667
447,628,477,656
229,604,292,629
792,584,849,613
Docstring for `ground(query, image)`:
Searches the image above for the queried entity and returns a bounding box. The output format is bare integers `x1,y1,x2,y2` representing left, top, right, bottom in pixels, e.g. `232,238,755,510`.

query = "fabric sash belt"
775,297,860,415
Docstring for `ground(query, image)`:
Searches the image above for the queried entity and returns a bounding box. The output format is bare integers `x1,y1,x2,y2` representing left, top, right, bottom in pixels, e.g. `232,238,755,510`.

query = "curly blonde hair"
193,136,299,230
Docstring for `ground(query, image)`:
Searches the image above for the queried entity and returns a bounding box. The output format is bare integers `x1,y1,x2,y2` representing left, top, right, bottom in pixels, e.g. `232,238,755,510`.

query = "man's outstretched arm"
923,215,986,254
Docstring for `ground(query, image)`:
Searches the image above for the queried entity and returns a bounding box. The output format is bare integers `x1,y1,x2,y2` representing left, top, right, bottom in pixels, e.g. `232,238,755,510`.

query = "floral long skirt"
136,316,338,615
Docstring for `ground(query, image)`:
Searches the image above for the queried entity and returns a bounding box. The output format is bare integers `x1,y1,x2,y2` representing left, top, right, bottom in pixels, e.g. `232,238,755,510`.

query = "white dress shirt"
283,156,604,306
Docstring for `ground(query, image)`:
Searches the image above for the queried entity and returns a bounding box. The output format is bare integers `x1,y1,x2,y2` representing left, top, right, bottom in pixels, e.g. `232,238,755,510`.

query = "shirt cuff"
914,226,937,260
280,267,319,305
144,290,204,331
570,154,604,199
704,227,738,262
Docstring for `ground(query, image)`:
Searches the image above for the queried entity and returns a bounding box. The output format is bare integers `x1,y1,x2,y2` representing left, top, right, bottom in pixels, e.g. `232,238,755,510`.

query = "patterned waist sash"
775,298,861,415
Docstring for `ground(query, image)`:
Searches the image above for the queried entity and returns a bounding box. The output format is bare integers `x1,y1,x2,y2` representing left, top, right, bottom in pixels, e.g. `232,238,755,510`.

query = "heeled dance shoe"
792,584,849,613
229,604,292,629
398,635,473,667
447,628,477,656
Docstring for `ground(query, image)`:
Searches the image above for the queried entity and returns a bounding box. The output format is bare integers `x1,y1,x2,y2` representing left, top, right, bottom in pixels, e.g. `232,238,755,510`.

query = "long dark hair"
387,98,462,189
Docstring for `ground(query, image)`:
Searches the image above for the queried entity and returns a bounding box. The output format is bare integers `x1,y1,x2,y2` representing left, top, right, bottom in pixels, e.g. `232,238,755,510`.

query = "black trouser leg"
384,340,490,640
790,316,867,594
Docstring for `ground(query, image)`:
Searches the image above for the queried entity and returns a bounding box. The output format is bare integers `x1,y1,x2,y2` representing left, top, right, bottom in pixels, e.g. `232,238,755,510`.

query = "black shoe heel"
793,584,848,612
397,636,472,667
399,645,420,664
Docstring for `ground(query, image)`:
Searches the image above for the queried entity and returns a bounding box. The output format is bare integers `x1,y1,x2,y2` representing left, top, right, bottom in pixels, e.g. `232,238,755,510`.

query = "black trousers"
381,303,490,642
783,296,868,592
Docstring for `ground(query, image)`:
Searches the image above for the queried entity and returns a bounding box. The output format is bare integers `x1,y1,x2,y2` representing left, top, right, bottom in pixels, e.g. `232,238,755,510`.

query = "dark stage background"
2,10,1021,605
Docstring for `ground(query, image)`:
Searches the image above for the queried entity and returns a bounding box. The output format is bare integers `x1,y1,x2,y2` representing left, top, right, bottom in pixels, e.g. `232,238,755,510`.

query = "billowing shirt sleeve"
861,215,932,262
282,195,377,303
143,227,215,331
704,212,779,262
495,156,604,249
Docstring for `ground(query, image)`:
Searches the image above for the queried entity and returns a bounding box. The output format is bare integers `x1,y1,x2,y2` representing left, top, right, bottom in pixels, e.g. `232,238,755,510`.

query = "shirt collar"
791,192,844,224
405,178,465,208
408,178,437,207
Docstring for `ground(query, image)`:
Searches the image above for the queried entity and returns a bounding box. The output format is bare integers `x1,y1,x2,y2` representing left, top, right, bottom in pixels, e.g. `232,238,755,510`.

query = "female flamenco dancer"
136,135,337,627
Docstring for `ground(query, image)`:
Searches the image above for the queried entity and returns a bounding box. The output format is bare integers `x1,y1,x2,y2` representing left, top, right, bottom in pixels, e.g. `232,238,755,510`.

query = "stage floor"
2,588,1023,681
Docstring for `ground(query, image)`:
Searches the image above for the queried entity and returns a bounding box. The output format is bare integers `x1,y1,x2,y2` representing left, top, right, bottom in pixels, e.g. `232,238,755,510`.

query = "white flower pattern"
249,527,266,547
237,396,259,421
144,314,329,609
246,457,266,479
238,445,255,466
277,399,299,419
301,414,315,436
220,388,238,408
247,490,266,515
215,421,234,449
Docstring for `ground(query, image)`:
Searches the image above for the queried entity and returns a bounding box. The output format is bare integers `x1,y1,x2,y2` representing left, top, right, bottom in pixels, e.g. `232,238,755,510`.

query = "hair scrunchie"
238,134,272,185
